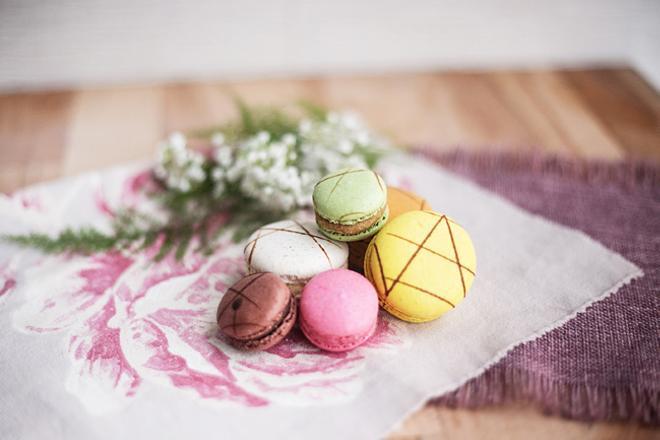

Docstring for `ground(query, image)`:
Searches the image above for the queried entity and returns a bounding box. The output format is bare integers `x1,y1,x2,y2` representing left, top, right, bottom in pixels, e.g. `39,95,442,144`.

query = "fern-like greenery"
3,99,383,261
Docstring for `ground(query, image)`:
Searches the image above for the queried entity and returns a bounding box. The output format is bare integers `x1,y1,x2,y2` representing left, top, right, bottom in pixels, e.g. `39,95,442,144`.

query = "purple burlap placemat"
416,150,659,424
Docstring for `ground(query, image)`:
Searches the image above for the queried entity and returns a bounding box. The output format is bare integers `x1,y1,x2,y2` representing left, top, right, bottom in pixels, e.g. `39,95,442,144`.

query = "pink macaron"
299,268,379,352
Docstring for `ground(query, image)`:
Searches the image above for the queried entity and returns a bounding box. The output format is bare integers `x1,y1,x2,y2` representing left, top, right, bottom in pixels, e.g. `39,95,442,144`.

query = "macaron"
347,238,372,273
299,269,379,352
364,210,476,323
244,219,349,296
216,272,296,351
348,187,433,272
387,186,432,220
313,168,388,242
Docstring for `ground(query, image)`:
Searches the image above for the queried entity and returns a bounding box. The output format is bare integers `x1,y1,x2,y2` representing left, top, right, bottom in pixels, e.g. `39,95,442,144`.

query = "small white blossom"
154,132,207,193
282,133,296,146
214,146,233,167
169,132,186,150
211,132,225,147
297,111,389,184
256,131,270,143
160,109,393,212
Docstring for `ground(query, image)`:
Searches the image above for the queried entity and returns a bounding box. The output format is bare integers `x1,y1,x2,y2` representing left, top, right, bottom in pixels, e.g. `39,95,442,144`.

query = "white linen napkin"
0,154,641,440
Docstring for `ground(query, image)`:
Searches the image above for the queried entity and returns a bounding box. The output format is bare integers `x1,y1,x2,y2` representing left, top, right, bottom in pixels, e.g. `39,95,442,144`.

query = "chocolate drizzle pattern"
367,211,475,310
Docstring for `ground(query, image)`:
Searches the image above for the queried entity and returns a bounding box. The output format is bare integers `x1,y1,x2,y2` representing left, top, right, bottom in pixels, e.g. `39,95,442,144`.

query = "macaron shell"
319,207,389,242
244,220,349,282
313,168,387,225
217,272,292,341
300,313,376,352
300,269,379,351
364,210,476,323
232,296,297,351
387,187,432,221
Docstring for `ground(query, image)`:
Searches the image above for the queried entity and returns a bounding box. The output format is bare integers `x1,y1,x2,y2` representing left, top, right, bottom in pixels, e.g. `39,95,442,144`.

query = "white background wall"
0,0,658,91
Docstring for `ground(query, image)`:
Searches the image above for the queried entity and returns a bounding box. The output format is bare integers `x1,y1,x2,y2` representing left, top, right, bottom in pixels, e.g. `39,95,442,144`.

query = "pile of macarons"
217,168,477,352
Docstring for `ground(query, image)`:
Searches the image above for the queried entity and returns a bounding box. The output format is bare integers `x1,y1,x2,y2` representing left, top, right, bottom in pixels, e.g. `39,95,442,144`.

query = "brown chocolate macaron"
216,272,296,351
348,237,372,273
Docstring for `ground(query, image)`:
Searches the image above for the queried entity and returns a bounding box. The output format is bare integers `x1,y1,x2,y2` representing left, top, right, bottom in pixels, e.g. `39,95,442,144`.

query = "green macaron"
312,168,389,242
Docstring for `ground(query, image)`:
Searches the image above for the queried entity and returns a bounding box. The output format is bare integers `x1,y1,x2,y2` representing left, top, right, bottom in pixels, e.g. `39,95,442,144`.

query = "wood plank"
162,83,235,134
389,405,658,440
515,71,625,160
62,86,163,175
563,69,660,161
0,91,72,192
488,72,575,155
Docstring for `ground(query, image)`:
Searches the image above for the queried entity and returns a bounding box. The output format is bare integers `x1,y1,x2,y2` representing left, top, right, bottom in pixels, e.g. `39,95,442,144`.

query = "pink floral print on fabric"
4,170,407,413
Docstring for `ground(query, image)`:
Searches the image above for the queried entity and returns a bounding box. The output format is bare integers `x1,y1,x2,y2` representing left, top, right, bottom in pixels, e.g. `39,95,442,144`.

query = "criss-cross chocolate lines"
421,211,469,297
243,222,341,268
384,276,455,307
372,170,384,192
293,220,333,267
370,214,469,308
217,273,266,333
324,169,366,202
317,169,385,204
385,233,475,276
372,243,387,294
315,168,366,189
384,215,444,297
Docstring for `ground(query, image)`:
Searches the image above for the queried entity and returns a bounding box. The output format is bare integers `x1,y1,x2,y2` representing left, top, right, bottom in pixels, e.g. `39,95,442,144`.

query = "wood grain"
0,67,658,438
1,68,659,194
389,404,658,440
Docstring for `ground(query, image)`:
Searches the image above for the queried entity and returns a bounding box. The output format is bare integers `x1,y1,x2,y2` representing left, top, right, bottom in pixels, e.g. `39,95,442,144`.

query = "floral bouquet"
5,101,390,260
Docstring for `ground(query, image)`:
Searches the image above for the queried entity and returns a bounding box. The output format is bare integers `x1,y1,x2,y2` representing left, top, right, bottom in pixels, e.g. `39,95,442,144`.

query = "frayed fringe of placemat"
430,366,659,425
413,147,660,191
411,147,659,425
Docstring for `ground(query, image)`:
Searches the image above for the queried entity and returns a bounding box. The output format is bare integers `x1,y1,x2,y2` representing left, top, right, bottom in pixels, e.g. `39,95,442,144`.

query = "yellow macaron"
364,210,476,322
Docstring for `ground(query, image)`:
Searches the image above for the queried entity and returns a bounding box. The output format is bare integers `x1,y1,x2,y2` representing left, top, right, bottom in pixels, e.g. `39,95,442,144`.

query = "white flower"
211,132,225,147
157,109,390,212
256,131,270,144
299,119,312,134
211,168,223,180
338,139,353,154
282,133,296,146
154,132,207,193
297,111,389,182
214,146,233,167
169,132,186,150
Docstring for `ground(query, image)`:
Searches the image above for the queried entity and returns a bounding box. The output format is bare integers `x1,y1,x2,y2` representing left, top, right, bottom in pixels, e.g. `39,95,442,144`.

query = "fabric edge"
410,147,660,190
380,267,644,438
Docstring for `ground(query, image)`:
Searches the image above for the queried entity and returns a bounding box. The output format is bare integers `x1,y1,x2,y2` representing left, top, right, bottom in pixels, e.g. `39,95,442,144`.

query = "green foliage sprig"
3,99,389,261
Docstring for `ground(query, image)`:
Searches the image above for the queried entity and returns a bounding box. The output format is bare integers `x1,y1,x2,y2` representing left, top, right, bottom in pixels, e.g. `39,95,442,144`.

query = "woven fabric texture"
422,150,659,424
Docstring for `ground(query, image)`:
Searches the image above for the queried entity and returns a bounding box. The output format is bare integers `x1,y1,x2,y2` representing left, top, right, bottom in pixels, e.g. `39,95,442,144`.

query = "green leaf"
235,97,255,135
298,100,327,120
154,232,175,262
4,98,389,263
175,227,193,260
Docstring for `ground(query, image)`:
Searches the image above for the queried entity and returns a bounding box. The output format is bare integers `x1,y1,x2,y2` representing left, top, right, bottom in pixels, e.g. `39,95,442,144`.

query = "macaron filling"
227,294,297,350
315,203,387,234
318,207,389,241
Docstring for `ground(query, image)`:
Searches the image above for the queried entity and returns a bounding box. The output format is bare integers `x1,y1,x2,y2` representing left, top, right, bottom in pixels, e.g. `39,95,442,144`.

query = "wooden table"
0,67,658,438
